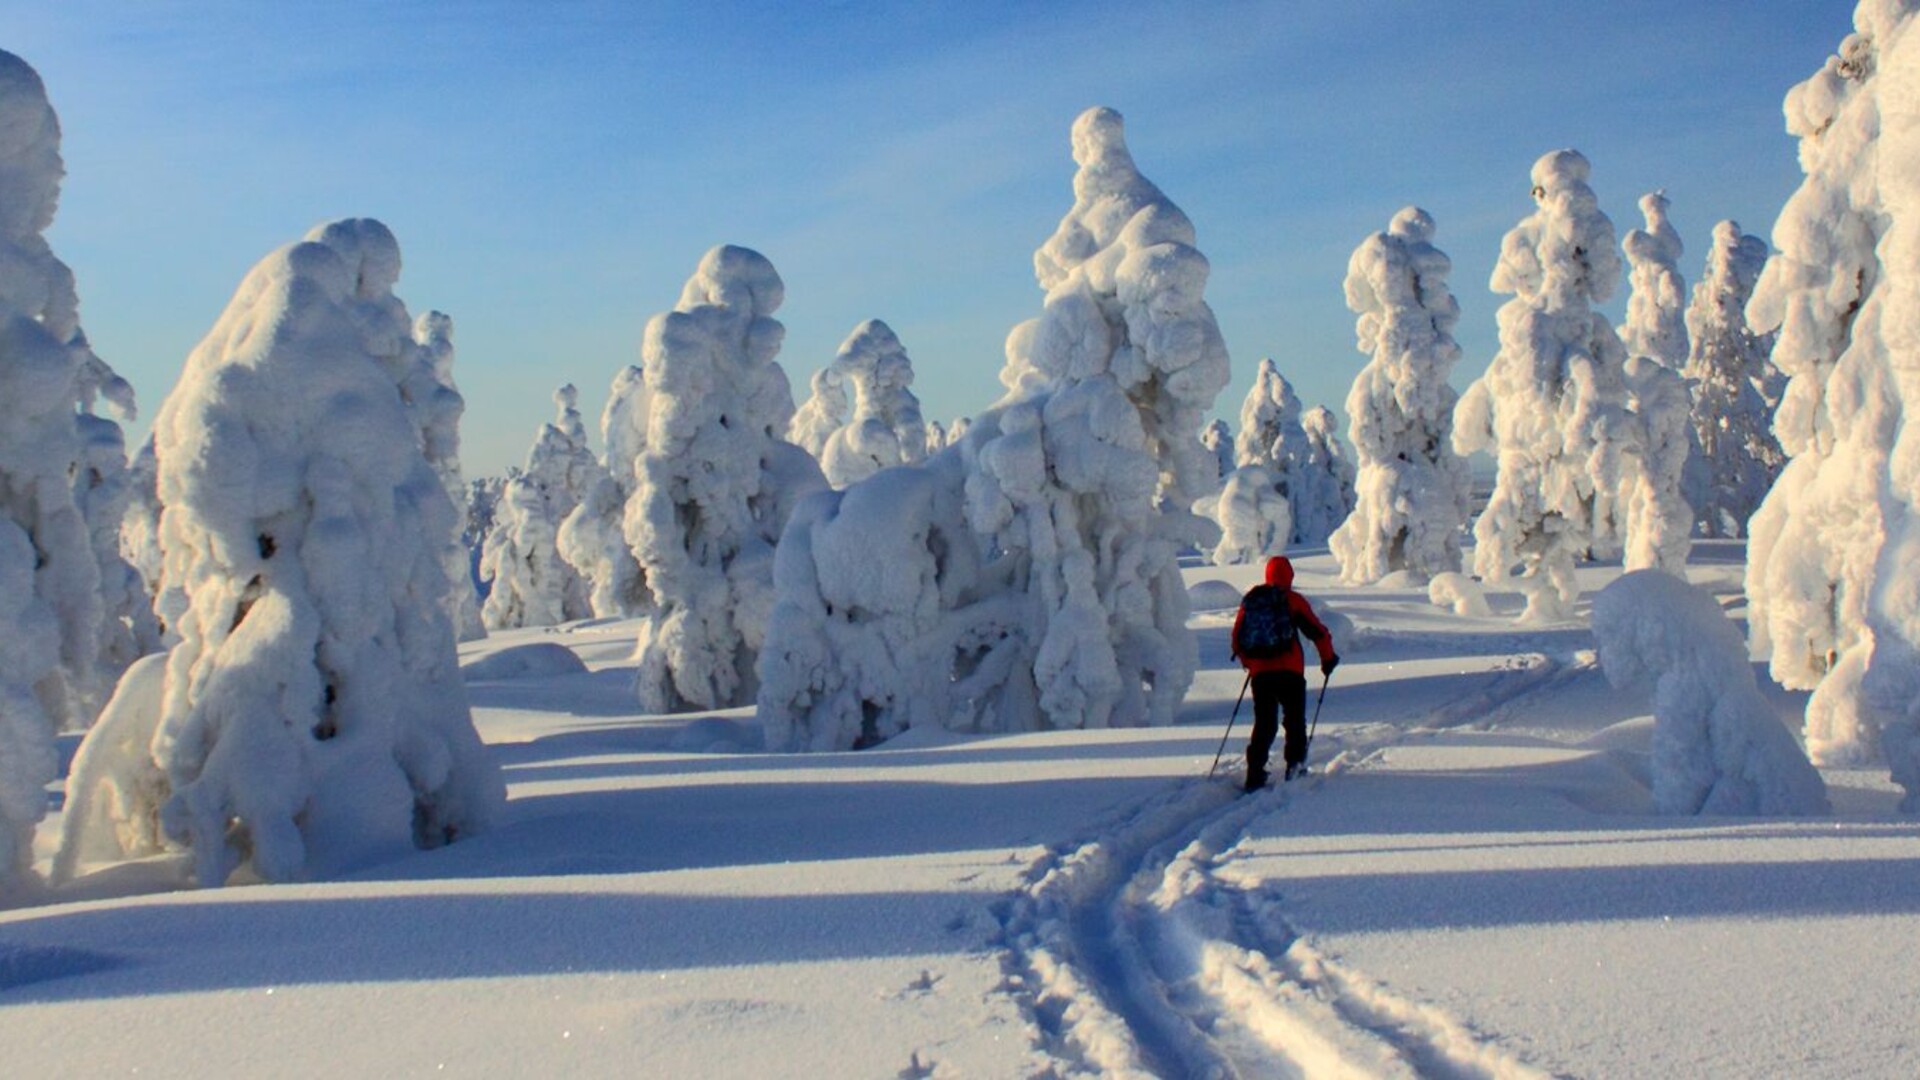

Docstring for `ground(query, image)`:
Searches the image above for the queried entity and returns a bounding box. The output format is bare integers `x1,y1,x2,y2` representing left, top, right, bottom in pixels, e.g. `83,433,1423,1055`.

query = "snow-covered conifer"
1593,572,1828,815
0,49,116,892
760,107,1230,747
477,386,597,629
1686,220,1783,537
1231,359,1347,545
1331,207,1472,583
120,436,170,635
1233,358,1296,468
1200,418,1234,482
398,310,484,641
1206,466,1291,566
1453,149,1640,621
1298,406,1356,542
628,245,826,712
787,368,847,461
1743,4,1920,807
1615,192,1698,575
67,223,504,886
558,365,651,618
816,320,929,488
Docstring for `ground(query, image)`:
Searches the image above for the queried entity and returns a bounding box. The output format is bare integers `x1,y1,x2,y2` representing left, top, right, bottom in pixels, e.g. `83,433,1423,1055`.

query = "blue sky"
6,0,1857,475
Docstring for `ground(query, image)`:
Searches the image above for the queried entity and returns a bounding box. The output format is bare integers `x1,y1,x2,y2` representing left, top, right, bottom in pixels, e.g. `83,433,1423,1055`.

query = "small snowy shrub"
1330,207,1472,584
1744,3,1920,808
1592,572,1828,816
1454,149,1641,622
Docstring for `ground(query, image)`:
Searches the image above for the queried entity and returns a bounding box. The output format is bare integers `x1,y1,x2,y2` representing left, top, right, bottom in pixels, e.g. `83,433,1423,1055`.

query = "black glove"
1321,654,1340,676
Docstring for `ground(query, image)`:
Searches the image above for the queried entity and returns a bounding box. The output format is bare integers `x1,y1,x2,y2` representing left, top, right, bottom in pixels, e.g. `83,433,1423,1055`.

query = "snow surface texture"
1685,220,1783,538
1743,0,1920,808
66,219,505,887
477,386,597,629
814,319,930,488
1232,358,1350,546
1617,192,1699,576
0,49,119,896
1329,207,1472,584
557,365,651,619
1454,149,1641,622
627,245,826,713
761,106,1231,749
1592,572,1829,815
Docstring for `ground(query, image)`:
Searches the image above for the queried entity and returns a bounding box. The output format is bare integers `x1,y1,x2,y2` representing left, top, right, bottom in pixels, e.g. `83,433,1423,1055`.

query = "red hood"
1265,556,1294,589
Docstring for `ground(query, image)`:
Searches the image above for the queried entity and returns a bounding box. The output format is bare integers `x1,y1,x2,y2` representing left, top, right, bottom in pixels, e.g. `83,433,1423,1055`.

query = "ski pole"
1304,669,1331,763
1208,672,1253,779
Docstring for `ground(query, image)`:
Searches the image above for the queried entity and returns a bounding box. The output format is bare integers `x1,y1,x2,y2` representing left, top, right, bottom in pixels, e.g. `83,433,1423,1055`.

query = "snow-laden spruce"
477,385,597,629
760,106,1230,748
1200,418,1234,482
1593,572,1829,815
1202,465,1291,566
1744,2,1920,808
1454,149,1641,621
787,367,848,460
1329,207,1472,584
1685,221,1783,538
409,310,485,641
814,320,930,488
1615,192,1698,576
0,49,121,894
557,365,652,618
1231,358,1349,546
627,245,826,713
59,222,504,887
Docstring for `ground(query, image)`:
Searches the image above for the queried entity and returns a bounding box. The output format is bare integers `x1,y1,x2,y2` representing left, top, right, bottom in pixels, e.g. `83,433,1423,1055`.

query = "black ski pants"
1247,670,1308,773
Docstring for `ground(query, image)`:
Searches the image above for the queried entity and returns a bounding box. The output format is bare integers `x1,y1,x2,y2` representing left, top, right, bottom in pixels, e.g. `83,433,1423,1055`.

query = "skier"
1230,555,1339,791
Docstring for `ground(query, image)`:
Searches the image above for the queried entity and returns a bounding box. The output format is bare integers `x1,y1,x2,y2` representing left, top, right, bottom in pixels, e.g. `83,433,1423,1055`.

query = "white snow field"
5,546,1916,1078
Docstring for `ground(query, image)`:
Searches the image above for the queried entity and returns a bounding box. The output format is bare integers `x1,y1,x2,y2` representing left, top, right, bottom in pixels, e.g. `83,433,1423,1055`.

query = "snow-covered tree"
787,368,847,461
1298,406,1356,540
760,106,1230,749
460,473,505,602
1200,418,1234,482
1330,207,1472,584
627,245,826,713
1453,149,1640,622
1203,465,1291,566
120,436,170,636
477,386,597,629
1743,3,1920,808
1231,359,1347,545
815,320,929,488
1615,192,1698,576
1593,571,1828,816
0,49,115,894
1686,220,1783,537
557,365,652,618
61,222,504,887
76,406,160,676
407,310,484,641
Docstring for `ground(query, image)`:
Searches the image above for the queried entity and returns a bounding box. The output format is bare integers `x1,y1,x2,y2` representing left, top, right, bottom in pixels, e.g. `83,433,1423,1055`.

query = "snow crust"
1685,220,1783,538
68,220,504,886
1592,571,1829,815
1742,0,1920,807
1330,207,1472,584
1454,149,1640,622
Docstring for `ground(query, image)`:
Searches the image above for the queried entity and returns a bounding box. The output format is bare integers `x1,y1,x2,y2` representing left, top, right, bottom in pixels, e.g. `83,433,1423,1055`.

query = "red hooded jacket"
1231,556,1336,676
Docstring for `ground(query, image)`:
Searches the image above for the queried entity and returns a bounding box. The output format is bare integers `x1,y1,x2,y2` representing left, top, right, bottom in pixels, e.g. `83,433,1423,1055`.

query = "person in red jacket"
1230,555,1338,790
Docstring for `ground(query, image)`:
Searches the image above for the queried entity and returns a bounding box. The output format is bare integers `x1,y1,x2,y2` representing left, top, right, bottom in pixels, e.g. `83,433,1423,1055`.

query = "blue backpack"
1234,584,1297,660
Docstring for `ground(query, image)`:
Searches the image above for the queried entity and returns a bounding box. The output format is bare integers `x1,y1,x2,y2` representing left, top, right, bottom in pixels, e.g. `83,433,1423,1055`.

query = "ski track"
993,647,1581,1078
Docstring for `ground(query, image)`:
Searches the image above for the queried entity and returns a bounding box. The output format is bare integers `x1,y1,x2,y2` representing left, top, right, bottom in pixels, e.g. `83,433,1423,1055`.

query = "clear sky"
6,0,1858,476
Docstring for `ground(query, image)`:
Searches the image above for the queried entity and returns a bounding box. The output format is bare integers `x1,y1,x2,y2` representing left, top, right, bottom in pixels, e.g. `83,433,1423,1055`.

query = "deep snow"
5,546,1915,1078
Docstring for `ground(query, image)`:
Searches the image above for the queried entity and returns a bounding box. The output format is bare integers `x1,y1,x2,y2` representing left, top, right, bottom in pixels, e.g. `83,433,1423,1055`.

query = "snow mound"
1186,579,1243,613
666,716,764,754
1592,571,1828,816
1428,572,1493,618
461,643,589,682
